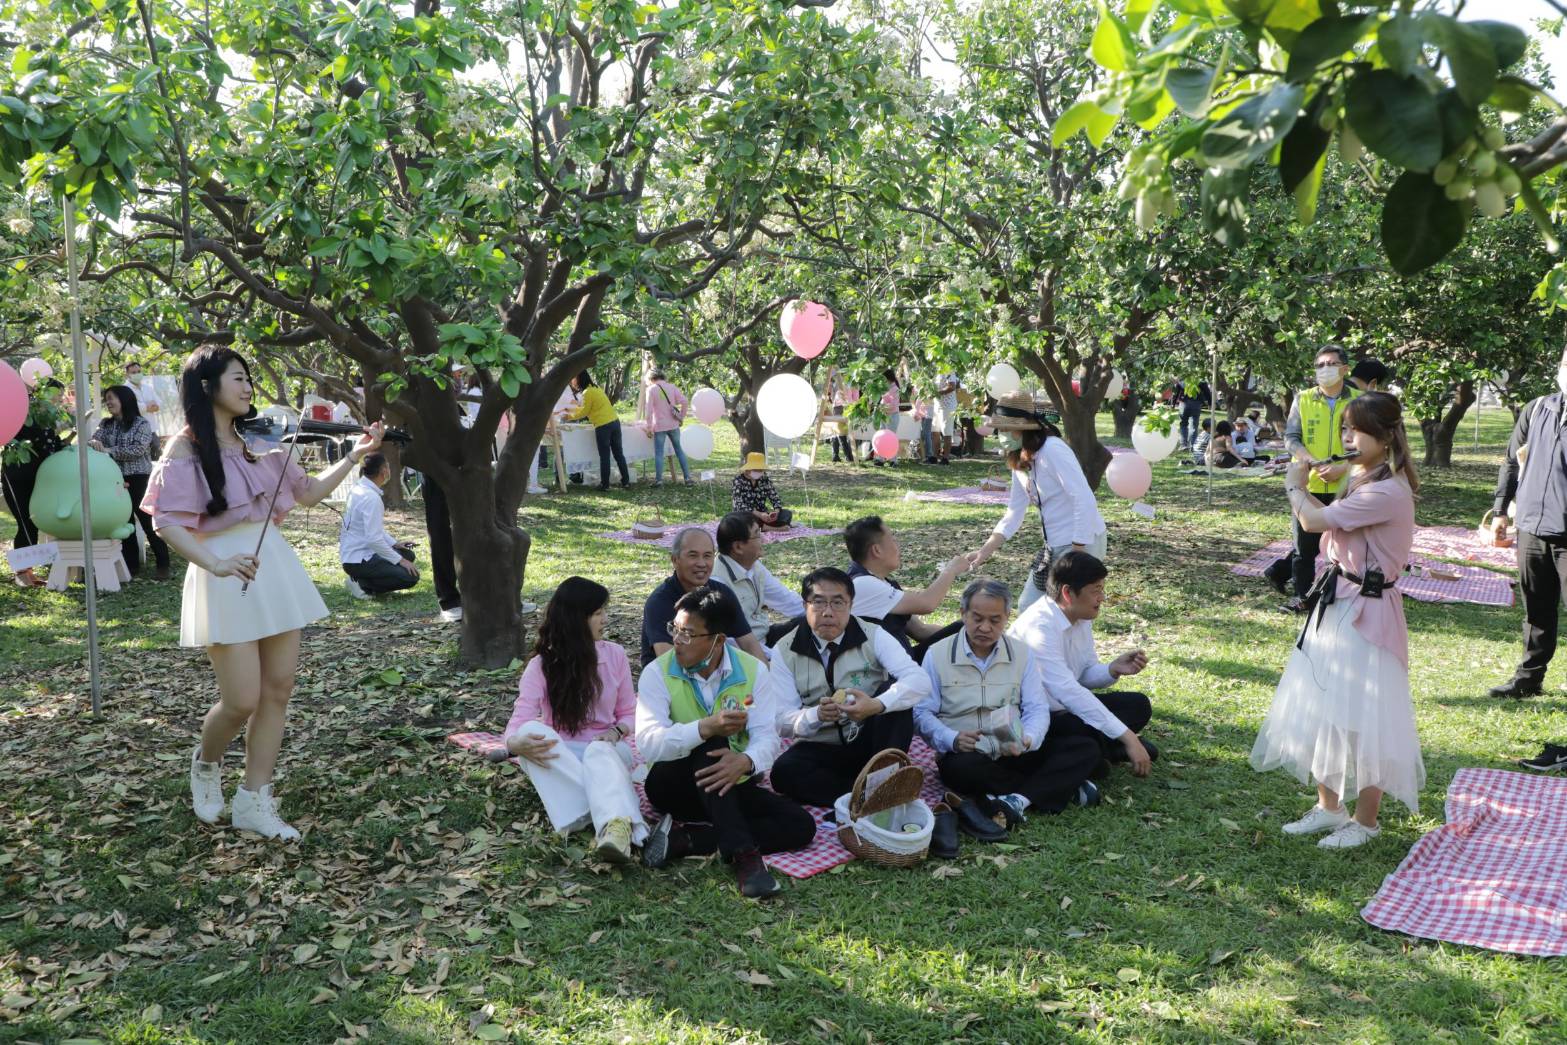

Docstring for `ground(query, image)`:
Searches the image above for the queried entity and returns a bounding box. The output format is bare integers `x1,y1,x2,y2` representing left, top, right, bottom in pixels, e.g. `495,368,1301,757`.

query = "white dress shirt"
635,647,781,775
773,625,931,738
717,554,806,639
992,437,1106,548
850,573,903,621
129,379,160,414
915,630,1050,754
1233,427,1257,460
338,476,401,565
1007,596,1128,740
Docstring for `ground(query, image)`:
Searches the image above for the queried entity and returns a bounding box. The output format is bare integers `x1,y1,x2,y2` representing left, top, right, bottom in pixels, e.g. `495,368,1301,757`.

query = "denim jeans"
595,419,630,487
652,428,691,482
919,416,934,459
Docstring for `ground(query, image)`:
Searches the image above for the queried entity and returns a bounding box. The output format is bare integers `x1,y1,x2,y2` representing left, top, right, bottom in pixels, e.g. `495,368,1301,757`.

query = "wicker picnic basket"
833,749,932,868
631,514,668,540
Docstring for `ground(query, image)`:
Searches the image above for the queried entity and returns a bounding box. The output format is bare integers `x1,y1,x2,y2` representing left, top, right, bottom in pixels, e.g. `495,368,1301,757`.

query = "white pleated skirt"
1250,595,1426,813
180,521,328,647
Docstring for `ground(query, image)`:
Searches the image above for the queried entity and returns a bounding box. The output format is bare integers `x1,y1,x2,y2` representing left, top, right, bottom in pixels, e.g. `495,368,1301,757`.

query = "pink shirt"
642,381,689,433
141,446,312,533
506,640,636,743
1320,475,1416,668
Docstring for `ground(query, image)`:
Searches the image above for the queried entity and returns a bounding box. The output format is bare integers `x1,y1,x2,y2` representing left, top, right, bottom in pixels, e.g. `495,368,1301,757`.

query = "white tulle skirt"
1250,595,1425,813
180,521,328,647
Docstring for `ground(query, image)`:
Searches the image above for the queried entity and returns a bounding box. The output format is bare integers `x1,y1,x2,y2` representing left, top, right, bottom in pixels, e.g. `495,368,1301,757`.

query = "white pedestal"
46,539,132,593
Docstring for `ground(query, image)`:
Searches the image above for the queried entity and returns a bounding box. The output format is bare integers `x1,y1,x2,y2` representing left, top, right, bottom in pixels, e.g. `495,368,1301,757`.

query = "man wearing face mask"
1263,345,1360,611
124,361,161,416
1488,347,1567,702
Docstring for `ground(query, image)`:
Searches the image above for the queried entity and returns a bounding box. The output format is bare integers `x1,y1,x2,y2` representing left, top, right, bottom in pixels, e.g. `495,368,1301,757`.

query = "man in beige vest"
917,579,1103,830
768,567,931,807
715,511,805,645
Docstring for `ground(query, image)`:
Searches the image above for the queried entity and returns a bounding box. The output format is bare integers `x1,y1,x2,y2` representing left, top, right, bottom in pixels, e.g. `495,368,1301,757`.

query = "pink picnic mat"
914,485,1008,505
1231,539,1514,608
1411,526,1517,571
447,732,946,879
596,520,839,549
1361,768,1567,956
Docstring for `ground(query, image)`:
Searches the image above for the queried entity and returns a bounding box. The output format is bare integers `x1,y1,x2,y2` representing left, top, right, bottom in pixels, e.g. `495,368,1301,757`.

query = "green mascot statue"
28,446,135,540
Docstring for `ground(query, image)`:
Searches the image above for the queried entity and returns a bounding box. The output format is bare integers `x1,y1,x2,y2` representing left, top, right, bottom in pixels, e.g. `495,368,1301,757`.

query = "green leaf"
1381,170,1467,275
1051,100,1102,146
1278,98,1330,195
1091,2,1136,73
90,176,122,221
1436,88,1477,157
500,371,521,398
1285,15,1373,84
1519,175,1560,254
1419,14,1497,108
1199,82,1303,170
1166,67,1216,117
1376,15,1424,78
1489,75,1538,114
1292,149,1327,224
1469,21,1528,71
1344,70,1442,171
1200,165,1251,246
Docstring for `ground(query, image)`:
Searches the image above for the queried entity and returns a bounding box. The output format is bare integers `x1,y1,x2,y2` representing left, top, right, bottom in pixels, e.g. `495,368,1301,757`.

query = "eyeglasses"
666,622,713,645
806,596,851,611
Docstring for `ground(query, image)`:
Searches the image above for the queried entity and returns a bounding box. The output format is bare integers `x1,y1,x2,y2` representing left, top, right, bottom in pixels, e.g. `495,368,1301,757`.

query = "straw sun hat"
985,390,1059,431
742,451,768,471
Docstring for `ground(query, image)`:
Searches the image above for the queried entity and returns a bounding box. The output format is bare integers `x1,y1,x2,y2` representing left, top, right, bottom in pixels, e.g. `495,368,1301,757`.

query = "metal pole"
1206,341,1218,509
62,201,103,714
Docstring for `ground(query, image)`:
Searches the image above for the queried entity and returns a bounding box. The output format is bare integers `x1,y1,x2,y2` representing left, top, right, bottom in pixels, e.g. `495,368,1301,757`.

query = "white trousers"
513,722,648,842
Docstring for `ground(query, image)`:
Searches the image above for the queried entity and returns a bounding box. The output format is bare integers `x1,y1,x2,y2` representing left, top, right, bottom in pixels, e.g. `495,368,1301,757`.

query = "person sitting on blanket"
1206,420,1246,469
636,587,816,898
916,578,1104,838
716,511,806,646
1232,417,1269,463
845,514,969,661
1008,552,1159,779
732,452,795,531
768,567,932,808
641,527,770,667
505,577,647,863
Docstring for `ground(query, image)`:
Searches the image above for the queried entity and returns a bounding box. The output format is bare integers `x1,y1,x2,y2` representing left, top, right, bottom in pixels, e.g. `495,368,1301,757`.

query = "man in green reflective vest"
1264,345,1360,611
636,587,815,898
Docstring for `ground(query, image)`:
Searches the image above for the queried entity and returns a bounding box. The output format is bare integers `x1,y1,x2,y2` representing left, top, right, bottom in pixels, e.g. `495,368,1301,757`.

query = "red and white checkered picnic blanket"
595,519,838,549
1361,768,1567,956
1231,539,1514,608
447,731,948,879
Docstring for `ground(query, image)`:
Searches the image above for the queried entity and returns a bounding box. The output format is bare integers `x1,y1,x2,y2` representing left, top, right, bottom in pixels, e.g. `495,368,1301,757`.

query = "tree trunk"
1418,380,1477,469
446,462,530,667
363,377,405,509
1059,401,1112,488
1111,393,1140,439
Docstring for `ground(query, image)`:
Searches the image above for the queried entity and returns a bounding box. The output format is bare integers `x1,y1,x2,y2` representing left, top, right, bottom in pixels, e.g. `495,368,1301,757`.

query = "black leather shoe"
734,849,782,899
930,803,960,858
1263,566,1289,596
946,791,1005,842
1142,739,1160,762
1490,679,1543,700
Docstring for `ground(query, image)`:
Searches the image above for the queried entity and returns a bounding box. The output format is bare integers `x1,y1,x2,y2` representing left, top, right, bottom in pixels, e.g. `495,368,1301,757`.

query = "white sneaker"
527,484,548,495
189,747,224,824
521,601,538,614
438,606,463,623
1318,820,1380,849
230,783,301,841
344,577,370,600
1281,803,1351,836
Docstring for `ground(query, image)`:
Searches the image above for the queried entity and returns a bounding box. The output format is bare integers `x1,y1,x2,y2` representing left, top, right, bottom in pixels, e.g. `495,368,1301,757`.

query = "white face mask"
128,373,142,385
1315,365,1342,390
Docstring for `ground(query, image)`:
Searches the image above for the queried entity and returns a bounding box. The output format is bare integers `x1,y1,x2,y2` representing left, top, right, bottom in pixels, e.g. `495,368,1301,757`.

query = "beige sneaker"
594,817,633,864
1281,803,1350,836
190,747,224,824
231,784,301,841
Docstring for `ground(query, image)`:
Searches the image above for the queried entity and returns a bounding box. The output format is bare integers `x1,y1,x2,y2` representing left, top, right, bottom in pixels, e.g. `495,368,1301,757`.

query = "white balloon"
681,423,715,460
1131,416,1180,463
756,373,817,439
986,362,1021,397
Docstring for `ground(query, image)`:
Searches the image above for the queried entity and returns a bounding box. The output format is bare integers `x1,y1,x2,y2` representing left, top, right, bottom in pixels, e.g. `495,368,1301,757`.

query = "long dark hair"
1004,421,1064,472
180,345,257,516
1344,391,1420,496
572,370,596,391
535,576,609,735
102,385,142,430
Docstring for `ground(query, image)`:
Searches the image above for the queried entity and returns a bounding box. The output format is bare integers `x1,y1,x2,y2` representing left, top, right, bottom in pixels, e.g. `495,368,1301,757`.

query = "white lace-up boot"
231,783,301,841
190,746,224,824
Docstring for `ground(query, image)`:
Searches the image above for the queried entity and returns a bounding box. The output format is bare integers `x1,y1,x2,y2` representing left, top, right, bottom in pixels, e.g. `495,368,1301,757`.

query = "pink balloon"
1071,378,1081,396
845,387,860,404
871,428,899,460
19,358,52,387
975,423,993,437
781,300,834,359
1105,453,1152,500
0,361,28,446
691,387,725,424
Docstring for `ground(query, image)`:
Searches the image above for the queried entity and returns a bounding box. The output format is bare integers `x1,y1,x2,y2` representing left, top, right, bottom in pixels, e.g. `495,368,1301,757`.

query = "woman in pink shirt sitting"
142,345,382,841
506,576,647,863
1251,392,1425,851
641,370,692,486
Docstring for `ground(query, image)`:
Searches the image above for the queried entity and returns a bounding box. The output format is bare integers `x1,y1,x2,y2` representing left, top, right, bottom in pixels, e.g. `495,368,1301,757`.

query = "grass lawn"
3,408,1566,1043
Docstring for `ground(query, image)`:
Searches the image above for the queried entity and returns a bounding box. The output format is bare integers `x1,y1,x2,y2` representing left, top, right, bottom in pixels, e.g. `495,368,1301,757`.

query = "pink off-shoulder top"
141,445,313,533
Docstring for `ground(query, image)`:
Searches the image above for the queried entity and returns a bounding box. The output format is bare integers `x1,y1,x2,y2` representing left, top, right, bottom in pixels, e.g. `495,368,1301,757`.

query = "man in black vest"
1489,354,1567,699
843,515,969,661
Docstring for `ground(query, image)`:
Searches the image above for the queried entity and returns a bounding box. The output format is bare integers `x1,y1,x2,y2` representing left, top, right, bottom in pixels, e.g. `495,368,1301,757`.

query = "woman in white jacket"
968,391,1106,611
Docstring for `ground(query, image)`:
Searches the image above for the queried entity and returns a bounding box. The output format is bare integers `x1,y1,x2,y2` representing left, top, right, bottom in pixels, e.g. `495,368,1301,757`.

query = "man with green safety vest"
1264,345,1361,611
635,587,815,898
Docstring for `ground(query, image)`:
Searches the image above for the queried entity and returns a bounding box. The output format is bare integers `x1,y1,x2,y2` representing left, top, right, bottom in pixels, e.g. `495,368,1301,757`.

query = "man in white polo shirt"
843,514,969,660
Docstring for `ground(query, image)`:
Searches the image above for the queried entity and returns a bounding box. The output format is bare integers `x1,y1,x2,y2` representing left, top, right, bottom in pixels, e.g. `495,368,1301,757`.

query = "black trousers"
769,708,915,808
831,435,855,461
643,736,816,858
594,419,630,487
1513,528,1567,686
119,473,169,576
2,465,39,549
420,477,461,610
937,732,1102,814
344,545,418,594
1266,491,1336,598
1049,691,1152,762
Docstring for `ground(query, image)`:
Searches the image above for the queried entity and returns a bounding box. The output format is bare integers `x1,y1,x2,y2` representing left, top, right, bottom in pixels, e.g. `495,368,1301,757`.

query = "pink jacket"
506,641,636,742
1321,475,1416,668
642,381,689,433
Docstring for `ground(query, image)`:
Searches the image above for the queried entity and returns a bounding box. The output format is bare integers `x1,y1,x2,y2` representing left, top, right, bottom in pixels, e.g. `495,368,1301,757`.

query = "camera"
1359,569,1387,598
